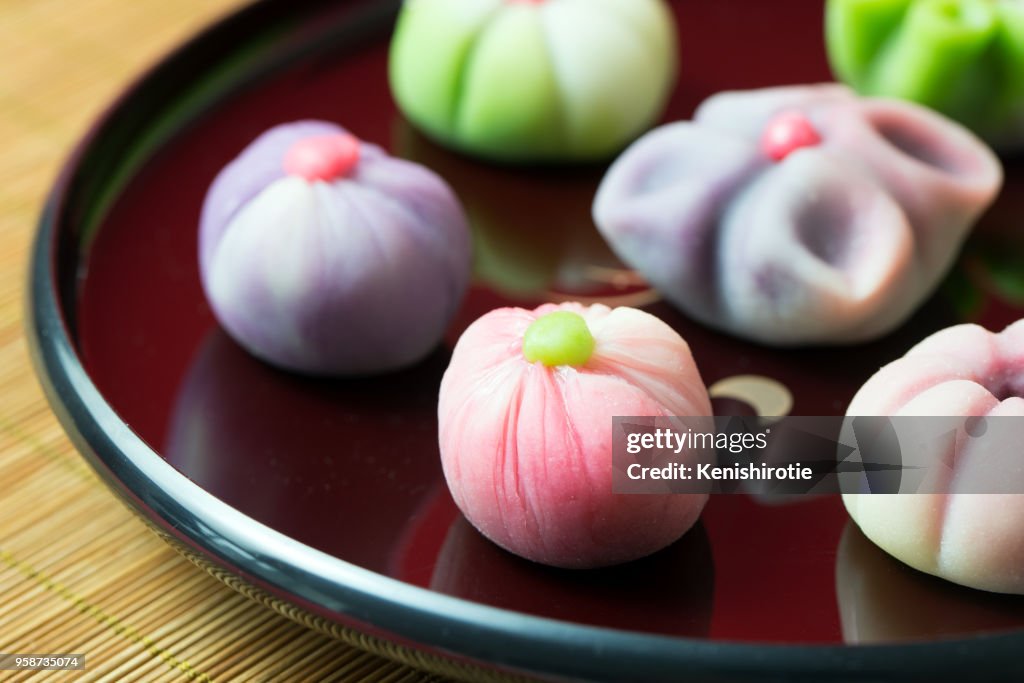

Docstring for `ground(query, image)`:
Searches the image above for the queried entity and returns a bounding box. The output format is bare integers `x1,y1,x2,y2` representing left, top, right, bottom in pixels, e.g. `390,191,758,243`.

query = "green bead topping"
523,311,595,367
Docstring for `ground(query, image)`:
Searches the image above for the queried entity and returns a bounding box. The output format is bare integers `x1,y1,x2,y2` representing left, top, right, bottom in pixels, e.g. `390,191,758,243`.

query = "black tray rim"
24,0,1024,680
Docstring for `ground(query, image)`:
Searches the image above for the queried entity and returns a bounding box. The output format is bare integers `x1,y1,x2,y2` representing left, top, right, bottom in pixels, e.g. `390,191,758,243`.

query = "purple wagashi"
593,84,1003,346
200,120,472,375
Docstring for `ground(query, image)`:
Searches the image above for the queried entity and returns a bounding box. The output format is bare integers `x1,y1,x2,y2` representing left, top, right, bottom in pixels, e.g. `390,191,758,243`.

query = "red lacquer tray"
28,0,1024,680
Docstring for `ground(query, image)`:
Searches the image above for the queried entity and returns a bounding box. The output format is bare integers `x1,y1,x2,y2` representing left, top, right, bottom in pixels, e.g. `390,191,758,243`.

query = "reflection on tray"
430,515,714,638
164,329,449,571
394,120,657,307
836,522,1024,643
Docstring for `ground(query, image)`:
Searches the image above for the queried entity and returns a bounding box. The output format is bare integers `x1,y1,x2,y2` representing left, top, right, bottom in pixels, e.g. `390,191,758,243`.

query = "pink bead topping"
761,110,822,162
284,133,361,181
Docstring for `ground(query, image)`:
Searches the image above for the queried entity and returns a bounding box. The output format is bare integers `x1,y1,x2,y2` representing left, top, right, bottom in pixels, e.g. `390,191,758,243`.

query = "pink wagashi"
844,320,1024,594
438,303,711,569
593,84,1003,346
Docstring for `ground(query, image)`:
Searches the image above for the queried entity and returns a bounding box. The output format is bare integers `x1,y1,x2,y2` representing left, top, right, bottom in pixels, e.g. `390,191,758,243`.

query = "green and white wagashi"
389,0,678,163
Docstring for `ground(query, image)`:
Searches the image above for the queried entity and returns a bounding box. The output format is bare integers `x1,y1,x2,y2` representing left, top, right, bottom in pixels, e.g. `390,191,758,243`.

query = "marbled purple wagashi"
200,121,472,375
593,84,1003,346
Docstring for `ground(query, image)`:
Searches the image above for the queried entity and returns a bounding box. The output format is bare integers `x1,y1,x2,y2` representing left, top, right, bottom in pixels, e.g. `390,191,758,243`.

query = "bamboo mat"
0,1,448,680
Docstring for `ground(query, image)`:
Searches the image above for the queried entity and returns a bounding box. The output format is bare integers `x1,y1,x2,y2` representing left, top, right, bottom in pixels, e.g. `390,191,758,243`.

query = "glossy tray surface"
31,0,1024,680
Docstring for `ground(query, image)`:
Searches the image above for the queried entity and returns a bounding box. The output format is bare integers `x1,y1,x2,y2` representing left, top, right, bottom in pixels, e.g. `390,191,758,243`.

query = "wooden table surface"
0,1,448,680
